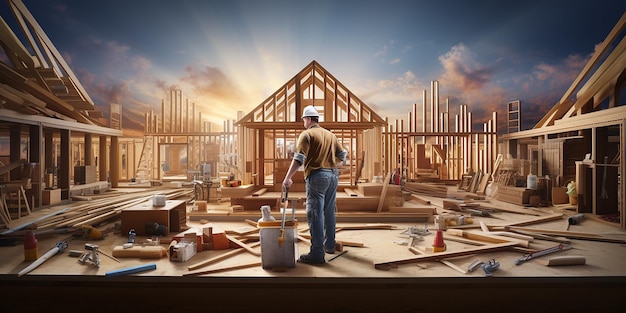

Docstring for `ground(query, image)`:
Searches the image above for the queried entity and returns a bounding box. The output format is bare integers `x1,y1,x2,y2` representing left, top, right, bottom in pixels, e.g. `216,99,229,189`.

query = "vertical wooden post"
110,136,119,188
60,129,70,200
84,134,92,166
619,119,626,229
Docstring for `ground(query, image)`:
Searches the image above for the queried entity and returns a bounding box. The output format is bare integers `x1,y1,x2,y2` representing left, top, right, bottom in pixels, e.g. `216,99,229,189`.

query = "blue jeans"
305,168,338,259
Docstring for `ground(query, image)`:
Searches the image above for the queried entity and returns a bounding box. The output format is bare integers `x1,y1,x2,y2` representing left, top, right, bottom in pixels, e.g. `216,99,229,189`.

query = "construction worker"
283,105,347,264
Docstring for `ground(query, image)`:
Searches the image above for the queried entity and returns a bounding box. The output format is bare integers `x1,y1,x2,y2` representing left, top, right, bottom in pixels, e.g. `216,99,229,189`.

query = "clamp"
78,243,101,267
482,259,500,277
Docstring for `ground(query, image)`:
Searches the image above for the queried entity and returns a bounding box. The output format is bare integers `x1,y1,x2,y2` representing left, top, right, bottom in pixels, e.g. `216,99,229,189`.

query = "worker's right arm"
282,159,302,189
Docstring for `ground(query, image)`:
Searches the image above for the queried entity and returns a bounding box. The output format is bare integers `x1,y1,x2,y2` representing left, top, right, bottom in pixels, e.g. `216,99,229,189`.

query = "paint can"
527,173,537,190
24,231,38,261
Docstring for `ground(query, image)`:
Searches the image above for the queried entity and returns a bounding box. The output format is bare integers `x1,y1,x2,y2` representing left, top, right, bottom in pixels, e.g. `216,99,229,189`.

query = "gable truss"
236,60,386,129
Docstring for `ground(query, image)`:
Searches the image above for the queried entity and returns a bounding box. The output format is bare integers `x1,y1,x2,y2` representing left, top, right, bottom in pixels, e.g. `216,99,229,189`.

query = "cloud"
180,65,244,103
438,43,493,92
360,70,423,104
431,42,591,133
532,53,587,97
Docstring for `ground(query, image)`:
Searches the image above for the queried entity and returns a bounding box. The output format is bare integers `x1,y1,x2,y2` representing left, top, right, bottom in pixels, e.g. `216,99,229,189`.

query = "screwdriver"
515,243,572,265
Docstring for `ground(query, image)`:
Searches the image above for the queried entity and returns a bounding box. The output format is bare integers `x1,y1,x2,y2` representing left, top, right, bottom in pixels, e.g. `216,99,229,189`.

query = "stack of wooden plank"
404,182,448,198
2,187,193,233
493,185,538,206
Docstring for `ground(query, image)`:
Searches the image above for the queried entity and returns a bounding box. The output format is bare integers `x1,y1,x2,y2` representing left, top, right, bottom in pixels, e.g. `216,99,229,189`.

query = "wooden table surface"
1,187,626,312
1,190,625,279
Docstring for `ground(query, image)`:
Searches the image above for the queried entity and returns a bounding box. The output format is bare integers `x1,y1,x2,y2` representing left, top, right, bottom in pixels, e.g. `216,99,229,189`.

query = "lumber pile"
1,187,193,233
493,185,538,206
458,170,490,195
403,182,448,198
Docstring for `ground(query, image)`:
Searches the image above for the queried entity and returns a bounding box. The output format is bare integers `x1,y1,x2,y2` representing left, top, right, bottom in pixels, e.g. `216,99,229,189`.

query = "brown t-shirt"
294,125,345,179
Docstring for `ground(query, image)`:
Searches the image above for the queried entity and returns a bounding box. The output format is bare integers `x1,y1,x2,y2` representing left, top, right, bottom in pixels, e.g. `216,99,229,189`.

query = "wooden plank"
476,173,490,195
387,206,436,214
503,226,626,244
297,234,364,248
335,224,395,230
343,188,360,197
187,242,261,271
184,261,262,276
490,212,564,228
376,172,392,213
468,170,481,194
445,228,529,248
442,200,462,211
442,234,487,246
409,194,430,205
479,203,544,216
111,245,168,259
225,234,261,256
409,246,466,274
374,242,518,269
0,207,70,235
251,188,267,197
404,182,448,198
536,256,586,266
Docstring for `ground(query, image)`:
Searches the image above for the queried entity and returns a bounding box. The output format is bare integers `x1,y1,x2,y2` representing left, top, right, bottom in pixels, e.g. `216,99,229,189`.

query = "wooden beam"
187,242,261,271
344,188,360,197
374,242,518,270
225,234,261,256
445,228,529,248
503,226,626,244
487,212,564,228
184,261,262,276
251,188,267,197
376,172,392,213
409,246,467,274
535,12,626,128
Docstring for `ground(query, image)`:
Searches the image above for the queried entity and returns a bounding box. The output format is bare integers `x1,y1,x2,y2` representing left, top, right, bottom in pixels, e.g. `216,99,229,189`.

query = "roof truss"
236,60,386,129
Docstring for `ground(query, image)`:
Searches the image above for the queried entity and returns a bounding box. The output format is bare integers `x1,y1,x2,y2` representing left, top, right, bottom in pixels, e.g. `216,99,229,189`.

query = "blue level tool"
105,263,156,277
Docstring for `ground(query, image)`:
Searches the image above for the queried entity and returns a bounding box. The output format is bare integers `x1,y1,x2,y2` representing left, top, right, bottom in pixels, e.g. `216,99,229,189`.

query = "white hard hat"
302,105,319,118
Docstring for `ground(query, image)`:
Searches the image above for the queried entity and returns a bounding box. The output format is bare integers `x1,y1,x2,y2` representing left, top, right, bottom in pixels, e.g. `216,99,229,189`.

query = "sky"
1,0,625,135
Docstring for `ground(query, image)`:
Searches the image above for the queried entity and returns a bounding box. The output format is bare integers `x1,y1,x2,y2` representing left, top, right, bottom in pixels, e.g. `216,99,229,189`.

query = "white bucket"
527,174,537,190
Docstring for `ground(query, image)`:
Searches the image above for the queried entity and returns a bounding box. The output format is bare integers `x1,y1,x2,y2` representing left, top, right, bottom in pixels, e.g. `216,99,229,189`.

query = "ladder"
134,135,153,182
507,100,521,133
1,184,31,221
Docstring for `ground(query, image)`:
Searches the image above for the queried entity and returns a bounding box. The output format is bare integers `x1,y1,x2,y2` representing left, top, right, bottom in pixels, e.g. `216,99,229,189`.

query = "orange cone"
432,229,446,252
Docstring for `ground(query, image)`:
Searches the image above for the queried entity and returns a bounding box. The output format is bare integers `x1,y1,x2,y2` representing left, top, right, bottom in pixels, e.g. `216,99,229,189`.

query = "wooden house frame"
0,0,121,217
500,12,626,229
235,60,387,191
135,89,239,183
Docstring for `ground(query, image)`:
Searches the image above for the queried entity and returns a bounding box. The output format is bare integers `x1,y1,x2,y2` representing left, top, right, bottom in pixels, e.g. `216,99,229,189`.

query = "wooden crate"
120,199,186,236
494,185,538,206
